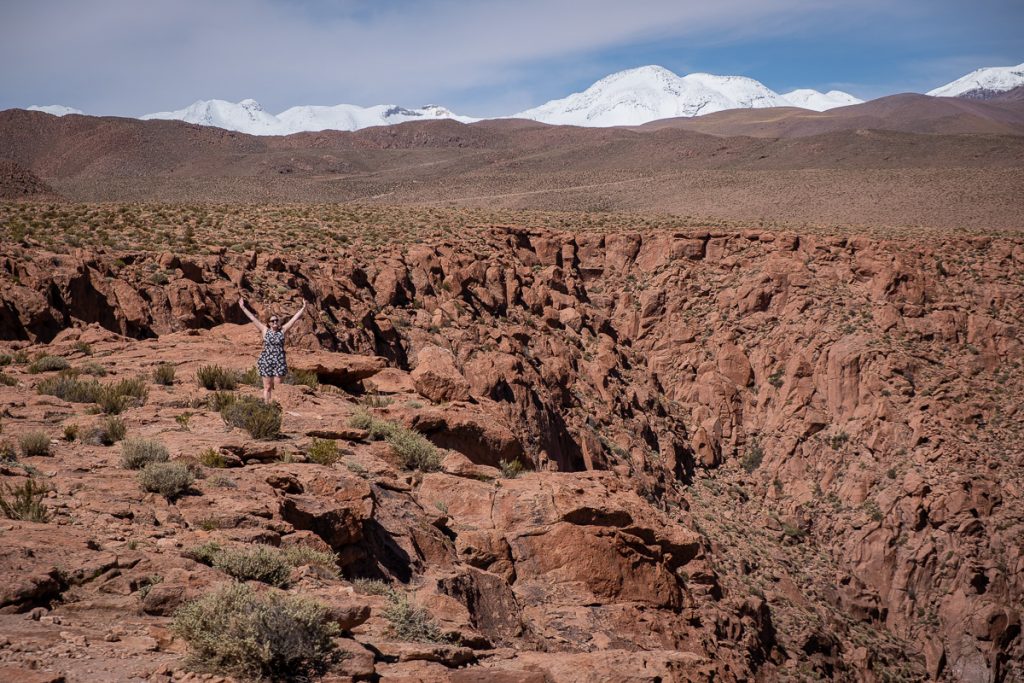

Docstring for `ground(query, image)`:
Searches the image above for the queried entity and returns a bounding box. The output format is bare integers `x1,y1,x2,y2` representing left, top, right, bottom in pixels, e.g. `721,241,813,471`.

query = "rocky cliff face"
1,221,1022,681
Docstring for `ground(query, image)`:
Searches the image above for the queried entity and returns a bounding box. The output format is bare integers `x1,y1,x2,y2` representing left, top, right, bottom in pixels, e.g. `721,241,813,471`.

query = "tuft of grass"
175,412,194,431
121,438,169,469
306,438,340,466
0,371,17,386
353,578,396,598
386,427,441,472
0,478,51,522
28,355,70,374
219,395,281,440
19,431,51,457
73,341,93,356
153,363,176,386
171,583,340,682
499,459,524,479
139,461,194,501
196,365,238,391
80,361,107,377
37,375,102,403
208,390,237,411
286,370,319,390
0,353,11,366
63,424,79,442
238,367,261,387
382,594,448,643
198,447,226,468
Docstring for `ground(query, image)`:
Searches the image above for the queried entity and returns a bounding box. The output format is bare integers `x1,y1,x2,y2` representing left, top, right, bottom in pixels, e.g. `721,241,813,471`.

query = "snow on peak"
139,99,476,135
27,105,84,116
927,62,1024,98
781,89,863,111
511,65,794,126
141,99,282,135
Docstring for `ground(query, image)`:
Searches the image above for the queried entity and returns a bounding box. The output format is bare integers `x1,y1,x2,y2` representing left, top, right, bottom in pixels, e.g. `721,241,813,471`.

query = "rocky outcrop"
1,222,1022,681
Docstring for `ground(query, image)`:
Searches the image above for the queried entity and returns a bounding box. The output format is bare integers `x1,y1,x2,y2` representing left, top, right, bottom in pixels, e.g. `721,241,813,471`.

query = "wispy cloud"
0,0,1019,116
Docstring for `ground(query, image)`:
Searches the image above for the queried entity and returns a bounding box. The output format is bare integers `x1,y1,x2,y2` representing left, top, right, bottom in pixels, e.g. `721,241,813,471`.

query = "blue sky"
1,0,1021,116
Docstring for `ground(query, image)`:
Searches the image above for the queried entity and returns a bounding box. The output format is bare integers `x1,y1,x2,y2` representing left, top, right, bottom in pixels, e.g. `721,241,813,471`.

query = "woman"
239,297,306,403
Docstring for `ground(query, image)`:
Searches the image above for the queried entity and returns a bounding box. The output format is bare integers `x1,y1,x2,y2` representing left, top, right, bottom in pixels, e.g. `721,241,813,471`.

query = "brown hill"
636,93,1024,137
0,159,59,199
1,107,1023,231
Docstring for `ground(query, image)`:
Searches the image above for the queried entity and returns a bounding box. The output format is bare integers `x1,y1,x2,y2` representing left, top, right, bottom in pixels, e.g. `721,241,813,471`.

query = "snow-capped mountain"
511,66,861,126
27,105,84,116
927,62,1024,99
781,89,863,112
140,99,476,135
276,103,475,134
142,99,281,135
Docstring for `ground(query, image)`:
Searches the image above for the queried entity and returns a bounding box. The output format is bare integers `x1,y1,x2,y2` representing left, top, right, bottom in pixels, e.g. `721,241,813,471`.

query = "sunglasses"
270,318,280,323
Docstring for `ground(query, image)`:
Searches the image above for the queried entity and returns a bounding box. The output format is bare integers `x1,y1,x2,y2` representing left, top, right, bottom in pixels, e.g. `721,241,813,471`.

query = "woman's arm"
281,300,307,333
239,297,267,334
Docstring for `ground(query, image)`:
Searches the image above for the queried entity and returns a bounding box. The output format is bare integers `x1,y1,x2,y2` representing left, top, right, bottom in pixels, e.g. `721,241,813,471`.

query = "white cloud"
0,0,1004,116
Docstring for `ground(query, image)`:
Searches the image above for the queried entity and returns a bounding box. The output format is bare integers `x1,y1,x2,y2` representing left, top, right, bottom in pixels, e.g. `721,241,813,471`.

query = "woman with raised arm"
239,296,306,403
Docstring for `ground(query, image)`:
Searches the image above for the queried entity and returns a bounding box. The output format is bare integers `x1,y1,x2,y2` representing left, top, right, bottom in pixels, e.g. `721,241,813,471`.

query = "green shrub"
73,341,93,356
28,355,70,374
382,594,447,643
740,438,764,474
37,375,102,403
0,353,11,366
281,545,339,577
199,447,226,468
13,350,29,364
828,432,850,450
220,396,281,440
348,408,398,440
175,412,193,431
171,583,340,681
95,377,148,414
0,478,50,523
153,363,176,386
387,427,441,472
286,370,319,390
196,365,237,391
121,438,169,469
63,424,79,442
86,415,127,446
208,391,237,411
212,545,291,586
19,431,51,457
307,438,339,465
185,541,223,565
139,462,194,501
0,371,17,386
499,459,524,479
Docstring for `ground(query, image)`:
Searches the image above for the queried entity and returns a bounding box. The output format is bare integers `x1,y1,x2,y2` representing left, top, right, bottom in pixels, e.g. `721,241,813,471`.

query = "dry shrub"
196,365,238,391
121,437,169,469
0,478,50,523
171,583,341,681
219,396,281,440
19,431,51,457
139,461,194,501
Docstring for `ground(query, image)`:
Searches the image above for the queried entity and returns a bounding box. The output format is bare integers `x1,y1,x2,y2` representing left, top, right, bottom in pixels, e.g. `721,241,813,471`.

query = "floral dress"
257,329,288,377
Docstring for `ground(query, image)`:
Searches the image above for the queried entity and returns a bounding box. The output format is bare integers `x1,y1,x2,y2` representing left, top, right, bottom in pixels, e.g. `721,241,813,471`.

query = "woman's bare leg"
262,376,274,403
